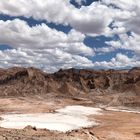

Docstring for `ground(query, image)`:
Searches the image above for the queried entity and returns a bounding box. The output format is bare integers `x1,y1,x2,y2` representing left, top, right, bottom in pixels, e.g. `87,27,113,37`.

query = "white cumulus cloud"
0,19,94,72
0,0,140,71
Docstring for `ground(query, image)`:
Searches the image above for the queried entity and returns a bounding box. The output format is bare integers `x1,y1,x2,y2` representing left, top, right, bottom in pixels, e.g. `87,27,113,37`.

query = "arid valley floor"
0,67,140,140
0,96,139,140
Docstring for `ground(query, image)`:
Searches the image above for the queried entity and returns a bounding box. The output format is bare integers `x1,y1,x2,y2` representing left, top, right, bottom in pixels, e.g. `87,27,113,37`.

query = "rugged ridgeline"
0,67,140,106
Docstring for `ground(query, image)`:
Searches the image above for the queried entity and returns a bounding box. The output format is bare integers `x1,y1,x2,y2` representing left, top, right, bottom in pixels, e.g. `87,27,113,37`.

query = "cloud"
0,0,137,37
0,0,116,36
0,19,93,56
0,0,134,37
98,0,140,59
0,0,140,71
104,32,140,56
0,19,94,72
102,0,137,10
0,48,94,72
94,53,140,69
106,0,140,37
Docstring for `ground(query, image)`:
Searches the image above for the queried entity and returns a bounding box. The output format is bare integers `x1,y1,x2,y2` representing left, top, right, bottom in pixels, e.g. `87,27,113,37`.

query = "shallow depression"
0,105,102,132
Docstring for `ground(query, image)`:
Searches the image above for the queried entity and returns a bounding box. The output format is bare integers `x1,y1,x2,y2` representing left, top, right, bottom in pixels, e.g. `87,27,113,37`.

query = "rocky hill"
0,67,140,107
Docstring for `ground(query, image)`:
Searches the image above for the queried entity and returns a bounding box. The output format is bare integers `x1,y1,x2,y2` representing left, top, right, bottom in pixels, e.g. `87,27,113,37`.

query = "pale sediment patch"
105,107,140,114
56,105,102,116
0,106,102,132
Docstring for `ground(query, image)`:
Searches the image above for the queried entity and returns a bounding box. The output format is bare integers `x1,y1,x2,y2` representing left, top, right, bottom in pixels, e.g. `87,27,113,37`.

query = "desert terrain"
0,67,140,140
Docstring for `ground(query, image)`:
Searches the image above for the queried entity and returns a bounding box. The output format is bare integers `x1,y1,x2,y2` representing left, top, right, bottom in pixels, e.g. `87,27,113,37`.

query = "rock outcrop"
0,67,140,106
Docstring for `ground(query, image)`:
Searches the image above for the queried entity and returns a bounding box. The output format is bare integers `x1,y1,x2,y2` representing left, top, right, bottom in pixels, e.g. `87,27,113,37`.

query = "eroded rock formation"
0,67,140,106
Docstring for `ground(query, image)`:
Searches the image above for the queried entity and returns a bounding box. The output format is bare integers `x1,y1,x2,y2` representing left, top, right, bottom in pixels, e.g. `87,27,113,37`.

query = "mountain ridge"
0,67,140,107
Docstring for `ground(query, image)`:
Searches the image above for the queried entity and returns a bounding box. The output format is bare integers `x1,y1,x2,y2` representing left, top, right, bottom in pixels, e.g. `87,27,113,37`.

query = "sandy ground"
0,96,139,140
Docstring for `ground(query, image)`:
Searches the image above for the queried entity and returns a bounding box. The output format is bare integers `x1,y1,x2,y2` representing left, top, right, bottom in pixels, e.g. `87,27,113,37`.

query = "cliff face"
54,68,140,95
0,67,140,106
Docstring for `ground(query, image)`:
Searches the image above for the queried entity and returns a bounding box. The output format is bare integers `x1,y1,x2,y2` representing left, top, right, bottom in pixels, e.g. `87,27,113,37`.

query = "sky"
0,0,140,72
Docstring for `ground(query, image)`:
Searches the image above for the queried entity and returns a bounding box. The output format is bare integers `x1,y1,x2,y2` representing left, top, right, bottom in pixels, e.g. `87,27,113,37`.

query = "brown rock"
0,67,140,107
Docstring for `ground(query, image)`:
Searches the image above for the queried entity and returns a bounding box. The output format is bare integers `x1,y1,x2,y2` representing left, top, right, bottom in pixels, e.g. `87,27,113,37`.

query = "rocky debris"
0,127,100,140
0,67,140,106
0,117,3,121
24,125,37,131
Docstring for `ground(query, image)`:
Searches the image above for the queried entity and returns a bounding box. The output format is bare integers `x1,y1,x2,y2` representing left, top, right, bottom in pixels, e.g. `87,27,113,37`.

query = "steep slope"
0,67,140,107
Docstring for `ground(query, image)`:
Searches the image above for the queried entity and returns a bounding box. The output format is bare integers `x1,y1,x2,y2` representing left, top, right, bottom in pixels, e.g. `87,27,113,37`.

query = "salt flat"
0,106,102,132
106,107,140,114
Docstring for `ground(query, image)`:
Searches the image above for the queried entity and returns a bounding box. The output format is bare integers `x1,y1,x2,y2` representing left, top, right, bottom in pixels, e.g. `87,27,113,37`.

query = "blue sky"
0,0,139,72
